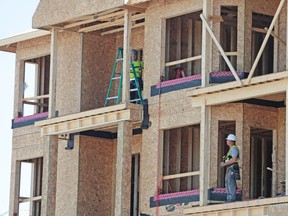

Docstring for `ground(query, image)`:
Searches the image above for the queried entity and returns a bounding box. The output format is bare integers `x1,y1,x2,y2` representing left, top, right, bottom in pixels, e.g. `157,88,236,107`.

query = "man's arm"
220,156,237,168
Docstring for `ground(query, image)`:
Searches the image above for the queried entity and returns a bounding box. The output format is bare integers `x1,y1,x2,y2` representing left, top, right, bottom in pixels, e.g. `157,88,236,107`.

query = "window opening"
162,125,200,194
252,12,274,76
250,128,273,199
220,6,238,71
21,56,50,117
18,158,43,216
165,11,202,80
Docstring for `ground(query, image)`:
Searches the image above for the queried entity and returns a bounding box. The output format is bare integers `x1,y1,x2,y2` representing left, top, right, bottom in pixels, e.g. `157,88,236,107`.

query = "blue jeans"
225,166,237,202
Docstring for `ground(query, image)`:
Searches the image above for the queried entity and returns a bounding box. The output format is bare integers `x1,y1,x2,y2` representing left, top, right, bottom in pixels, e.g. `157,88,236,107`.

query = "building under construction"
2,0,288,215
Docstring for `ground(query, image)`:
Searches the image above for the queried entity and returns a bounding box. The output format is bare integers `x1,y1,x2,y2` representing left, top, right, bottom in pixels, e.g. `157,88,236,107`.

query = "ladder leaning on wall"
104,47,143,107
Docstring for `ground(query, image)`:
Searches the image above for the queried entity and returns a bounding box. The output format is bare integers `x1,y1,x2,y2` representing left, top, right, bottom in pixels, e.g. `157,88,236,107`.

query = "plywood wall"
55,137,80,216
77,136,116,216
56,31,82,116
81,33,116,110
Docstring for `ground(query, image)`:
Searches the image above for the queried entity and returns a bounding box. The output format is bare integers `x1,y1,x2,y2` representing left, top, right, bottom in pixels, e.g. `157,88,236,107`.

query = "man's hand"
220,162,225,168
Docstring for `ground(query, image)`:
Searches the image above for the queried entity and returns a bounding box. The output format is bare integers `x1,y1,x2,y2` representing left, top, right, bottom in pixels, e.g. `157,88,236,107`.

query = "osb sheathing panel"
210,104,244,188
277,2,287,72
56,31,82,116
81,33,116,111
55,137,80,216
140,2,203,214
242,104,278,199
132,134,142,154
116,27,145,50
12,132,45,150
244,0,280,71
13,36,50,117
77,136,116,216
144,0,203,100
33,0,124,28
268,203,288,215
41,136,58,216
212,0,245,71
277,108,286,193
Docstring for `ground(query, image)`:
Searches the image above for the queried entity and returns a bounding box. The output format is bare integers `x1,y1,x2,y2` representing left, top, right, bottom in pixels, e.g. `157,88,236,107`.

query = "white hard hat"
226,134,236,141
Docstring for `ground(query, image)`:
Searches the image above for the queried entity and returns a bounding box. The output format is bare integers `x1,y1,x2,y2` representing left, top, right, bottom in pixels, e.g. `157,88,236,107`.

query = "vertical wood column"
122,10,132,104
200,100,210,206
49,29,58,118
201,0,212,87
114,121,132,216
42,135,58,216
285,3,288,195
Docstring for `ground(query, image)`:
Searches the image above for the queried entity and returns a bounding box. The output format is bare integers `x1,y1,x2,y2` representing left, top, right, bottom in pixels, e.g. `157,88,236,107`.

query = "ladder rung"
116,58,123,62
112,77,121,80
130,78,136,81
130,89,138,92
107,96,118,100
130,99,140,102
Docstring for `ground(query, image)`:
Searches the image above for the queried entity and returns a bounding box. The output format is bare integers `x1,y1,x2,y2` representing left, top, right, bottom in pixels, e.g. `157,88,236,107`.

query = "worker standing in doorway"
130,49,144,101
220,134,240,202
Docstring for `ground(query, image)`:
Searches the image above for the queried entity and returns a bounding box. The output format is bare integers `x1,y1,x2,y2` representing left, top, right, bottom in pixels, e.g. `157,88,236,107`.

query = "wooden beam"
19,196,42,203
23,94,49,101
39,108,142,136
123,5,145,13
208,15,224,22
199,99,209,206
190,79,288,108
64,10,125,29
286,87,288,195
35,103,141,127
162,171,200,180
183,196,288,214
200,14,242,87
101,22,144,35
78,13,144,33
246,0,286,85
48,29,58,118
165,55,202,67
114,121,132,215
187,70,288,98
122,10,132,104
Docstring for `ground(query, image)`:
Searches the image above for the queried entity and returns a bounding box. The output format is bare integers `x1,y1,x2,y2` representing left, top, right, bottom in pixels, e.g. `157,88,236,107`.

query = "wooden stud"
187,19,193,76
122,10,132,104
163,130,170,192
200,100,209,206
165,55,202,67
162,171,200,180
201,0,209,87
48,29,58,118
114,121,132,216
246,0,286,85
187,127,193,188
200,14,242,87
176,128,181,191
101,22,144,36
272,130,277,196
286,86,288,195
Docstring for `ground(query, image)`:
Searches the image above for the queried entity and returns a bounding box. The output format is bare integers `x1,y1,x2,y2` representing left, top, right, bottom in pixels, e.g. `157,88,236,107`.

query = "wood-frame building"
2,0,288,215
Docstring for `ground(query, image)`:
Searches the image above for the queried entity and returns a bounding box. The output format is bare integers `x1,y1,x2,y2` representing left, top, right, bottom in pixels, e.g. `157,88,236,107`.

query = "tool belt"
228,163,240,180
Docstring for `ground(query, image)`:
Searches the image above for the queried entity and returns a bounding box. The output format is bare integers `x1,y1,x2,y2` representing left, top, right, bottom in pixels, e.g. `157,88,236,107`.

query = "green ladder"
104,47,143,107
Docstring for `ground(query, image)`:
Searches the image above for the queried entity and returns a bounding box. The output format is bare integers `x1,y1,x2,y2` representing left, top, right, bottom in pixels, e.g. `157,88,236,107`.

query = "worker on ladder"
130,49,144,102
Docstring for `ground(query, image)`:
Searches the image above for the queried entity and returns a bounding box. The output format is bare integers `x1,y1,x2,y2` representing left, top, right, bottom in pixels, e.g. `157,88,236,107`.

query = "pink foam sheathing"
14,112,48,123
210,71,243,77
154,188,242,201
154,189,200,201
156,74,201,88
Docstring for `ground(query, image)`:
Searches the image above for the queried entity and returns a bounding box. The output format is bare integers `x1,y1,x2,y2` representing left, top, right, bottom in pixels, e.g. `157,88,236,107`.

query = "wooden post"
201,0,209,87
114,121,132,216
272,130,278,196
163,130,170,193
122,10,132,104
187,127,193,188
246,0,286,85
285,88,288,196
200,100,209,206
49,29,58,118
176,128,182,191
200,14,242,86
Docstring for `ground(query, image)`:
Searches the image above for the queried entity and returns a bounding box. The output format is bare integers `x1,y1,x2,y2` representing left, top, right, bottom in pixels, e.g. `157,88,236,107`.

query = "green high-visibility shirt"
130,60,144,78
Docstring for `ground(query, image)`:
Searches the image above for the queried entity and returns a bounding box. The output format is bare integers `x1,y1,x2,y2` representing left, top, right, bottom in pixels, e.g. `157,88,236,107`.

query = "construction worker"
130,49,144,102
220,134,240,202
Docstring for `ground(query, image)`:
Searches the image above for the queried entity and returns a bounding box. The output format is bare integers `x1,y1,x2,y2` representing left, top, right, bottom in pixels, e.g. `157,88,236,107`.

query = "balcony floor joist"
187,71,288,107
35,103,143,136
